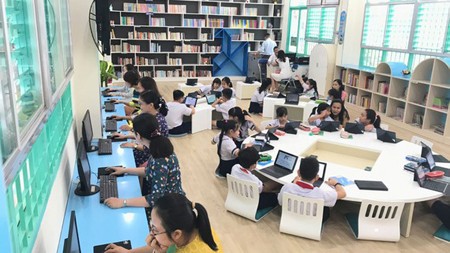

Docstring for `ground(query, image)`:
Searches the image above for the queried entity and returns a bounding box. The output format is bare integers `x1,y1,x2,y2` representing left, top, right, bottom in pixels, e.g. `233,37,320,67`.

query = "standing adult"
256,33,277,80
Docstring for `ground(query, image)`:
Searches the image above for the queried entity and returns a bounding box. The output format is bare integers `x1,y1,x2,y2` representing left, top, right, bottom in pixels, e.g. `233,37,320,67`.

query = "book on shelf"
364,76,374,90
168,58,182,65
202,44,221,53
111,29,116,39
123,3,165,13
395,106,405,120
433,124,445,135
118,57,134,65
432,97,449,110
360,95,371,109
122,42,140,53
208,19,225,28
232,19,258,28
168,4,186,13
244,8,258,16
139,70,153,77
347,93,357,104
168,32,184,40
201,57,211,64
149,18,166,26
150,43,161,52
120,16,134,25
342,71,359,87
377,81,389,94
136,57,158,66
184,19,206,27
200,33,213,41
111,45,121,52
378,101,386,113
412,112,424,127
242,32,255,41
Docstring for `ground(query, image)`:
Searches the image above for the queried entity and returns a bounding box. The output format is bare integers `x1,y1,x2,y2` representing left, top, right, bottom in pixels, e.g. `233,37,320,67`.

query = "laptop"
376,128,399,143
259,150,298,179
206,94,217,104
267,127,279,140
93,240,132,253
184,96,197,107
285,93,299,105
284,121,301,134
421,143,450,176
319,121,340,132
253,131,274,152
414,166,450,195
187,91,198,98
210,90,222,98
185,78,198,86
345,122,364,134
312,161,327,187
244,76,255,84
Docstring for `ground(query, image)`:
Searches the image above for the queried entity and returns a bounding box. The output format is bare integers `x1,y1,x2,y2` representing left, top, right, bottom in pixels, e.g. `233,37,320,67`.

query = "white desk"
273,101,316,122
263,96,285,118
236,81,261,100
177,82,204,94
251,130,444,237
191,104,213,134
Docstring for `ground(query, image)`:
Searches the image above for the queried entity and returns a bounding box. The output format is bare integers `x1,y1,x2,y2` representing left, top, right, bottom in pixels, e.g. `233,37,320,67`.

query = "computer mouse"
106,116,115,120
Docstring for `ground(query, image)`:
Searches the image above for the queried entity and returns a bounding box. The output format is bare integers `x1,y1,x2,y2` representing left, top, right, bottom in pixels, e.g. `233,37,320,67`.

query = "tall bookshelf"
109,0,283,79
335,58,450,143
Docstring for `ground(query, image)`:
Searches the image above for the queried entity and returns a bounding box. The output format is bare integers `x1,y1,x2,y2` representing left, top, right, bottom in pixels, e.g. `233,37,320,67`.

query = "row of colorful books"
122,3,165,13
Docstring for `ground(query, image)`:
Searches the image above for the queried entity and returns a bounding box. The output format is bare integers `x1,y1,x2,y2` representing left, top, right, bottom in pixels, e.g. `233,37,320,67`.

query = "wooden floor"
158,82,450,252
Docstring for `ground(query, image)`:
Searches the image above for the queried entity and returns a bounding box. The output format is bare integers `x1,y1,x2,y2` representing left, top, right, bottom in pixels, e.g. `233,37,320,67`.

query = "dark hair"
239,147,260,169
125,64,135,72
123,71,139,87
222,77,232,87
259,78,272,93
310,103,330,117
276,106,288,118
132,113,173,158
140,77,160,96
277,50,286,62
299,156,319,181
365,109,381,129
327,88,340,100
173,90,185,101
222,88,232,100
273,46,278,50
217,120,239,159
154,193,218,251
330,99,349,124
140,90,168,116
228,107,249,124
308,79,319,98
333,79,344,99
265,33,270,38
211,78,221,90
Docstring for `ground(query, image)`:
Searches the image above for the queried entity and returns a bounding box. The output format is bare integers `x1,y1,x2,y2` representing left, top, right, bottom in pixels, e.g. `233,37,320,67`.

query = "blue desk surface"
57,96,148,252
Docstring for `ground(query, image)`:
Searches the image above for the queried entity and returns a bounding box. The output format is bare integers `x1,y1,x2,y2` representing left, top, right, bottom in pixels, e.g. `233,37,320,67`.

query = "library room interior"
2,0,450,252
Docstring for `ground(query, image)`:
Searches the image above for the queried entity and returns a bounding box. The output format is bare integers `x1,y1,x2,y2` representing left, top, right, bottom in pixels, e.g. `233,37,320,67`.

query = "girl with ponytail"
105,193,223,253
211,120,242,178
357,109,381,132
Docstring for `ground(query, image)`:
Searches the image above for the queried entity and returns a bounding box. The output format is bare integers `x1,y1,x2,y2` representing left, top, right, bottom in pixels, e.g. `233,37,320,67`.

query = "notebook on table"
93,240,132,253
354,180,388,191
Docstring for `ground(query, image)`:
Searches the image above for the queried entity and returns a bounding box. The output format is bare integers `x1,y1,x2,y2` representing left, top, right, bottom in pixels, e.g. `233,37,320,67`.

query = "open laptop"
319,121,340,132
210,90,222,98
285,93,299,105
244,76,255,84
259,150,298,178
345,122,364,134
421,143,450,176
206,94,217,104
184,96,197,107
253,131,274,152
185,78,198,86
284,121,301,134
414,166,450,195
313,161,327,187
376,128,399,143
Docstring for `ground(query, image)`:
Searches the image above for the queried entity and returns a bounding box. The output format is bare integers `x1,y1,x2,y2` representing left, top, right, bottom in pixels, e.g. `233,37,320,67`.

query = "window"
360,0,450,69
305,6,337,43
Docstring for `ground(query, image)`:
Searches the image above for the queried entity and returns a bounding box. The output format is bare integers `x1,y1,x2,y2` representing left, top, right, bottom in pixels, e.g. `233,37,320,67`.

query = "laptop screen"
422,144,436,169
206,94,216,104
318,162,327,179
286,93,299,102
185,97,197,107
275,150,298,171
415,166,427,186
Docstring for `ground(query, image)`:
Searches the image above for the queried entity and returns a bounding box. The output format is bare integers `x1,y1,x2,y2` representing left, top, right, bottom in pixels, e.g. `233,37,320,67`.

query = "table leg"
400,202,414,237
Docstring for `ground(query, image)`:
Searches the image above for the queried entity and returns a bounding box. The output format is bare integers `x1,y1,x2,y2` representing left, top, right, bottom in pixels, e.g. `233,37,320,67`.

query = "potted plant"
100,60,118,87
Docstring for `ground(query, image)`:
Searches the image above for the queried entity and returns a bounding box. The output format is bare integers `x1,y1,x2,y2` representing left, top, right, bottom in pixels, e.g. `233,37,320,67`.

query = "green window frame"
305,6,337,43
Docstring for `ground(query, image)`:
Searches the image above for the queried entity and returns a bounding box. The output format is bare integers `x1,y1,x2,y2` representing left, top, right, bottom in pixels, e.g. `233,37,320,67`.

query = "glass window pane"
446,22,450,53
306,7,321,40
288,9,300,53
291,0,307,7
5,0,44,132
0,4,18,163
306,41,317,55
368,0,389,3
60,0,73,75
297,9,308,54
360,48,383,68
320,7,336,41
384,4,414,50
384,51,409,65
413,2,450,53
411,54,433,70
362,5,388,47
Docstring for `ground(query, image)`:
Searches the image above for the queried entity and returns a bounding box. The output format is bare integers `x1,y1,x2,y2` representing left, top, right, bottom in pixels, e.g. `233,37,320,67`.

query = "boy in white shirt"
278,156,346,222
166,90,195,135
231,147,280,209
212,88,236,127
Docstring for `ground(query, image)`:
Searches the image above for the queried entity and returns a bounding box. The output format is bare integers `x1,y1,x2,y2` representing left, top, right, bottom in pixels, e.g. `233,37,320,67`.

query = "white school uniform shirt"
355,118,376,133
267,119,289,128
259,38,277,56
278,181,338,207
212,135,238,161
238,120,256,141
310,116,333,127
251,90,268,103
231,164,263,193
110,86,135,100
215,99,236,119
165,102,193,129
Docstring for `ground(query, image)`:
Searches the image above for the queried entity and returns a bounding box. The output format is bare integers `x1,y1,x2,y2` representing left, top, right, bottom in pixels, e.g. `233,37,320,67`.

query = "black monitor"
82,110,97,152
75,138,99,196
95,0,111,55
63,211,81,253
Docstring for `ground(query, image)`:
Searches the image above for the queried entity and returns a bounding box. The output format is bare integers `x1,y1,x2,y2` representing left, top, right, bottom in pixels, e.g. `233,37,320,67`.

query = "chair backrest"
410,135,433,148
260,120,272,130
225,174,260,221
357,200,405,242
279,193,324,241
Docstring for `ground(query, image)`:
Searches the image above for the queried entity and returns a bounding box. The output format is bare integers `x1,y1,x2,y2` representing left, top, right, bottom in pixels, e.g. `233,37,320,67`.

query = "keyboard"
260,166,291,179
105,119,117,132
104,102,115,112
98,138,112,155
99,175,118,203
424,180,447,193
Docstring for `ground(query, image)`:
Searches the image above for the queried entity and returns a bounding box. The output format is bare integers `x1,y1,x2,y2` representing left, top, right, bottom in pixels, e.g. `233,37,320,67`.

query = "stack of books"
377,81,389,95
360,95,371,108
433,124,445,135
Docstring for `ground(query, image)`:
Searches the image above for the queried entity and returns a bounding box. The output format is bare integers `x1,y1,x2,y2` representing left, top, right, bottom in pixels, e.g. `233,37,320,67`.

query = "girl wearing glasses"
105,193,222,253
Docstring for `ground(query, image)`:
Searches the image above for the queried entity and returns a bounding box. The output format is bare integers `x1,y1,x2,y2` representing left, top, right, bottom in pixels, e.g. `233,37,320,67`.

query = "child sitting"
266,106,289,129
231,147,279,210
249,78,271,114
211,88,236,126
221,76,235,97
356,108,381,132
308,103,333,126
278,156,346,222
198,78,222,97
330,99,350,128
229,107,261,147
166,90,195,135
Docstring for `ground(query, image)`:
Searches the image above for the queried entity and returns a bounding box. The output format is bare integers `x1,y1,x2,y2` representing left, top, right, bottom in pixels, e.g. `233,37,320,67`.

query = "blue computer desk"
57,98,148,252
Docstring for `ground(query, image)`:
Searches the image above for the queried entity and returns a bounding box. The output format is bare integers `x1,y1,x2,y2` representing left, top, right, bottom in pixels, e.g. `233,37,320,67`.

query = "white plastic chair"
225,174,275,222
379,123,389,130
345,200,405,242
410,136,433,148
260,120,272,130
279,193,324,241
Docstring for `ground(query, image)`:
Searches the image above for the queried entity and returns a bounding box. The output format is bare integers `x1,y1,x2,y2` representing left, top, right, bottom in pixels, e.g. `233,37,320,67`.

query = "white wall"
68,0,102,138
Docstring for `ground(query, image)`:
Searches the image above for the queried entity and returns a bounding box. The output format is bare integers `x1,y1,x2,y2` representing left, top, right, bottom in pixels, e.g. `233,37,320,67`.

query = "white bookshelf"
109,0,283,78
335,58,450,143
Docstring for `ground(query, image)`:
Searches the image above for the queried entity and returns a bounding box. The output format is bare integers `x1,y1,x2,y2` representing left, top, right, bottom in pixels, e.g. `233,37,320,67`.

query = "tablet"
354,180,388,191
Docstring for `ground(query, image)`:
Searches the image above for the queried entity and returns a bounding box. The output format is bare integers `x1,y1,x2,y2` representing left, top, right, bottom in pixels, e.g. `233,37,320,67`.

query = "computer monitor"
63,211,81,253
75,138,99,196
82,110,97,152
